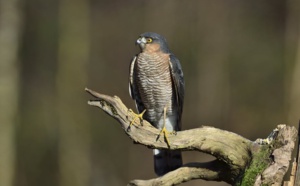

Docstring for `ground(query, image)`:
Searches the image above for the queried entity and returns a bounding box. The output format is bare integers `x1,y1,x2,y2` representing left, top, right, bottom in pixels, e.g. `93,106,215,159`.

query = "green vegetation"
238,145,272,186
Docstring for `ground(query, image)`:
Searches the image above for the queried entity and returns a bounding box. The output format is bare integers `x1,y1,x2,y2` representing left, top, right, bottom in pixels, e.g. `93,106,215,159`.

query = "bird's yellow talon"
158,127,172,147
128,109,146,127
157,106,175,148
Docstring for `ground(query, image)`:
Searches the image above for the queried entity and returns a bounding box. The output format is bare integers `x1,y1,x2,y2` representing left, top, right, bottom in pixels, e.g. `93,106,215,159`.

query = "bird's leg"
158,107,171,148
128,109,146,128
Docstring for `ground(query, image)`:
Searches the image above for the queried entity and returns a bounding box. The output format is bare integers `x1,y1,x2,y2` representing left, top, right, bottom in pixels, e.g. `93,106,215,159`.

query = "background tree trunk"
286,0,300,126
195,1,230,127
0,0,22,185
57,0,91,185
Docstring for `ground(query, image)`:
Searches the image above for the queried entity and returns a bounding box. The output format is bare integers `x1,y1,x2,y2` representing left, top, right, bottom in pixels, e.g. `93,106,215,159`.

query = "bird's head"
136,32,170,53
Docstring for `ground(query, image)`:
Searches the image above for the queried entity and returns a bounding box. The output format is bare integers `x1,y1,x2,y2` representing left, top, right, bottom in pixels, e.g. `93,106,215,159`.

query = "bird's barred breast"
136,53,175,124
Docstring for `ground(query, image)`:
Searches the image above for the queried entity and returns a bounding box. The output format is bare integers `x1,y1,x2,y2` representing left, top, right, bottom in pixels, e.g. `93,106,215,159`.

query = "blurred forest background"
1,0,300,186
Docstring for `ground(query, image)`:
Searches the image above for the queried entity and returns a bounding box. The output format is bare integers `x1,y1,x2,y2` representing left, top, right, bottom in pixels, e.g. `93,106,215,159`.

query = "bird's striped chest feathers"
135,52,175,122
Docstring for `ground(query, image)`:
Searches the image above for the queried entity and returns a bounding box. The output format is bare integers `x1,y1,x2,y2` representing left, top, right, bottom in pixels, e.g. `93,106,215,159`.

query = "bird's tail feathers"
153,149,182,176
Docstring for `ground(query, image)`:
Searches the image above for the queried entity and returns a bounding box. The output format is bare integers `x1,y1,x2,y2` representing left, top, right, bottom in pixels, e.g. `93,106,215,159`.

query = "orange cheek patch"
144,43,161,53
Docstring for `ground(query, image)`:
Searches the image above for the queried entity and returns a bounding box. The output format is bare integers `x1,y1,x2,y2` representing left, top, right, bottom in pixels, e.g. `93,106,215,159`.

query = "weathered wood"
294,121,300,186
86,88,298,186
128,160,229,186
283,159,296,186
253,125,297,186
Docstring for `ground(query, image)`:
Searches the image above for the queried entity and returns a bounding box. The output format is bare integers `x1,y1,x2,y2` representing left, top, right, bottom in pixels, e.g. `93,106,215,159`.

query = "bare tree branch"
86,88,297,186
129,160,231,186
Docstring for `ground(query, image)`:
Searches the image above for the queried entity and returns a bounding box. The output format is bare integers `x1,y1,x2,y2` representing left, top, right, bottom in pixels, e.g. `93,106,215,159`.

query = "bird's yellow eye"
147,38,153,43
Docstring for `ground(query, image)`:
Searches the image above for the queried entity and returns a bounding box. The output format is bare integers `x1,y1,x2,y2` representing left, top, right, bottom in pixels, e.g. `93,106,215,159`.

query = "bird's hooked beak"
136,37,147,49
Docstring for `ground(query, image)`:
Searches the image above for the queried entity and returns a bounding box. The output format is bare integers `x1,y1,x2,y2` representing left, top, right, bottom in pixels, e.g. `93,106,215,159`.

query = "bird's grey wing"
129,55,137,99
129,55,145,113
169,54,185,130
155,54,185,174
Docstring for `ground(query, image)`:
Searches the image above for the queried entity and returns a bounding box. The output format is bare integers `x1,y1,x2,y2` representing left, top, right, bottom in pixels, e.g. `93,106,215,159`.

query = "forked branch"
86,88,297,186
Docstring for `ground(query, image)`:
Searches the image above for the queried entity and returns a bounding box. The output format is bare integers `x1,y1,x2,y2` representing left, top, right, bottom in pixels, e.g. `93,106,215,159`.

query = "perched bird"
129,32,184,176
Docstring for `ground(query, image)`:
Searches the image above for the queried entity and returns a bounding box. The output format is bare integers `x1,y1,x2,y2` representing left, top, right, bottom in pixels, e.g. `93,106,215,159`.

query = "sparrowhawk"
129,32,184,176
